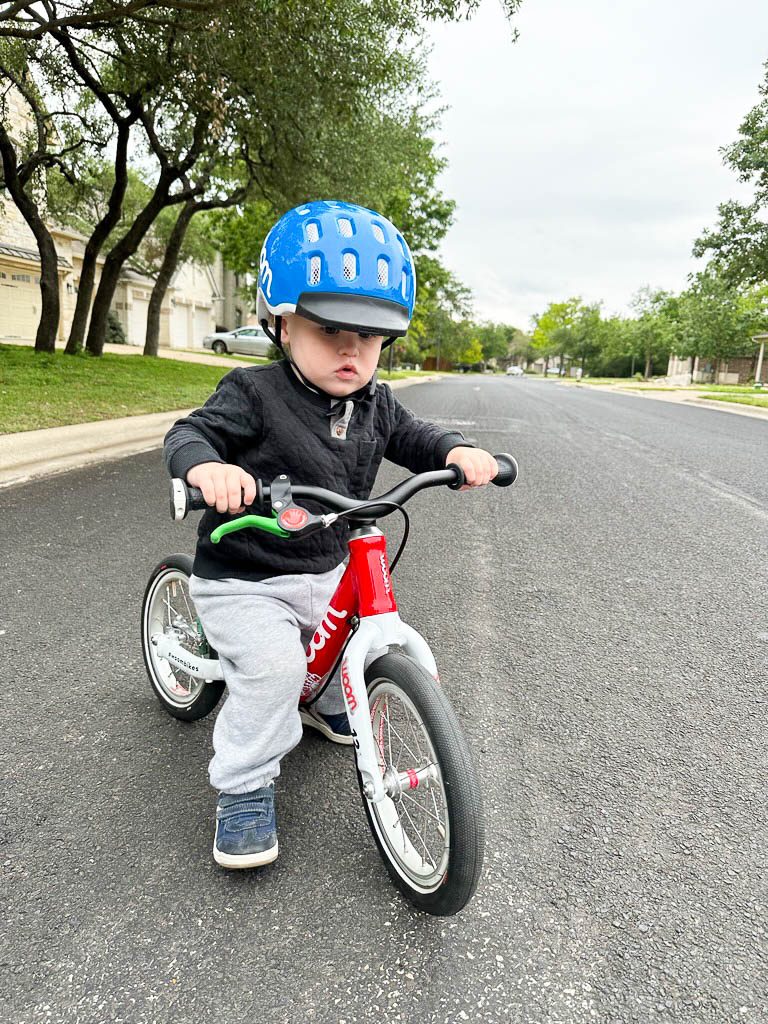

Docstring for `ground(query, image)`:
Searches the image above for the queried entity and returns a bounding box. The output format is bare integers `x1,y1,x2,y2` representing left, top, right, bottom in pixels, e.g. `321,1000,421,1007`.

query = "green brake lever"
211,514,290,544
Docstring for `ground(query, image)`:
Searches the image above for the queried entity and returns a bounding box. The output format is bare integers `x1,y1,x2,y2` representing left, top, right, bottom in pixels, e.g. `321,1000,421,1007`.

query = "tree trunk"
0,124,60,354
644,345,652,379
65,121,133,355
85,175,175,356
144,201,196,356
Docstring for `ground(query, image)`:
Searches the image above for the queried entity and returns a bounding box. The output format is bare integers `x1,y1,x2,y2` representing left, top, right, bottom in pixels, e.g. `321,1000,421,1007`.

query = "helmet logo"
259,244,273,299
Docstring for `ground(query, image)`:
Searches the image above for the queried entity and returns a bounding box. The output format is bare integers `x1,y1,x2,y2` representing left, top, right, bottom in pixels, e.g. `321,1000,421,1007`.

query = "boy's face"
282,314,385,397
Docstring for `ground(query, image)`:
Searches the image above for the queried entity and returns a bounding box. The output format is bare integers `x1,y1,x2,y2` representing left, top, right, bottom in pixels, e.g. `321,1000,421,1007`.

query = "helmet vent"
337,218,353,238
401,271,407,297
309,256,322,285
371,223,385,244
377,258,389,286
397,235,409,258
342,251,357,280
306,221,320,243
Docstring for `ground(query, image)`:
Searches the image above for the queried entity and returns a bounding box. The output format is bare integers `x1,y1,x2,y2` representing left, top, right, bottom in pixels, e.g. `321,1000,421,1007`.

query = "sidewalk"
560,380,768,421
0,375,442,488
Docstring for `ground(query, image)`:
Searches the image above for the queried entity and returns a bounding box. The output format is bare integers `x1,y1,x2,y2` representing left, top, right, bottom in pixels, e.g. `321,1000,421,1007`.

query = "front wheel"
141,554,225,721
212,340,227,354
359,652,485,916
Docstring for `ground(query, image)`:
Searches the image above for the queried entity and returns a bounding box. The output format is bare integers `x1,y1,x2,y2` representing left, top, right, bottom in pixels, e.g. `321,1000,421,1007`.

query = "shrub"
106,310,127,345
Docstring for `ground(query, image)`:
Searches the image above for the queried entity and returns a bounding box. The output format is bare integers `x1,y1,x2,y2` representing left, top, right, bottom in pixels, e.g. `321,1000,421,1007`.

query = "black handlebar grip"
169,479,208,520
446,462,466,490
492,453,518,487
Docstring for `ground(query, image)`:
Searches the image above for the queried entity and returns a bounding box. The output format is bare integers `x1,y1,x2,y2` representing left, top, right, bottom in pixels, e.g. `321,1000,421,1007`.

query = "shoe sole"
299,708,355,746
213,839,279,869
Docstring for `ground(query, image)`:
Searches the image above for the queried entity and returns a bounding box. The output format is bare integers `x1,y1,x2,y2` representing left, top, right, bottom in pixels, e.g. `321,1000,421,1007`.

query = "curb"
0,375,442,489
608,387,768,420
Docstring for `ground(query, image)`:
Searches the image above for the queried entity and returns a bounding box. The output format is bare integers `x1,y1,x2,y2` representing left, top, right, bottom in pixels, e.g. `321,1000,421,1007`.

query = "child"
164,200,498,869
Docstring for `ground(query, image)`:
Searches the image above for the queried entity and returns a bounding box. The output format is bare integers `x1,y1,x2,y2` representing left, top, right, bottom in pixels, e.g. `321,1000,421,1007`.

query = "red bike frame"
300,531,396,704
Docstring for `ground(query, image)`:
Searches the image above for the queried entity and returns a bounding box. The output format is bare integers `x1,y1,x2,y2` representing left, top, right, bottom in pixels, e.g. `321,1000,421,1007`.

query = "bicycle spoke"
397,797,437,870
180,586,195,624
400,789,445,829
384,715,423,767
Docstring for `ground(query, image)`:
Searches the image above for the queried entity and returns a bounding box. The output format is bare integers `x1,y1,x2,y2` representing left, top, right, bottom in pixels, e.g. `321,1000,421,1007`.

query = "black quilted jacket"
164,360,468,581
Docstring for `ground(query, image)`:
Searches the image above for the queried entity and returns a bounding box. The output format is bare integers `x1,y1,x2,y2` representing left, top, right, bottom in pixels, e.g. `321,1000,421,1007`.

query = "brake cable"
326,499,411,574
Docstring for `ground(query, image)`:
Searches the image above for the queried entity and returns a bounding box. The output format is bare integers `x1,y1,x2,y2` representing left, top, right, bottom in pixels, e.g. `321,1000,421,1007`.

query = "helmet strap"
261,314,283,350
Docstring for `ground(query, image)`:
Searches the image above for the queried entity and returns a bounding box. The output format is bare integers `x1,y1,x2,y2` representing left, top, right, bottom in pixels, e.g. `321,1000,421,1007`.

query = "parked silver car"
202,326,272,357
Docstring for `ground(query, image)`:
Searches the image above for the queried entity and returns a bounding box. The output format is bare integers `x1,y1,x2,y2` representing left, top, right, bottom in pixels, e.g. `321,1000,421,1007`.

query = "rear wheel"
141,554,225,721
212,340,227,354
359,652,485,916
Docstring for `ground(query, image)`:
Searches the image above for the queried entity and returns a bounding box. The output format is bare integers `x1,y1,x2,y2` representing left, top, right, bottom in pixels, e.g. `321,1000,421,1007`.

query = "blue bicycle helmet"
257,200,416,340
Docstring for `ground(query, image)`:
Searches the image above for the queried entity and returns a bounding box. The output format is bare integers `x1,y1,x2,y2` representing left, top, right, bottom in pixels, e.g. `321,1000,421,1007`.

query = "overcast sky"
427,0,768,330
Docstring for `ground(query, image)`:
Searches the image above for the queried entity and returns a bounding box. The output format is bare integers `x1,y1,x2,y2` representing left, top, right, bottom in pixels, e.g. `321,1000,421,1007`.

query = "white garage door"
194,307,211,348
0,268,40,340
170,303,189,348
128,294,149,347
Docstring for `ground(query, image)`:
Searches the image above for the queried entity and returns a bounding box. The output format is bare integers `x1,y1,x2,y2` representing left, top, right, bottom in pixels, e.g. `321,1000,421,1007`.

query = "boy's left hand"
445,446,498,490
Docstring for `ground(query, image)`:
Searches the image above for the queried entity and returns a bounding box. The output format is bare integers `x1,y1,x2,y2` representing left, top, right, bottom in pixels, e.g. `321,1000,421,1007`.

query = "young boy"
164,200,498,869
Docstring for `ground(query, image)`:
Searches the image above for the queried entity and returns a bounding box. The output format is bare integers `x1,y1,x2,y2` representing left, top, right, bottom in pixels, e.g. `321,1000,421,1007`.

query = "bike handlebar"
170,453,518,522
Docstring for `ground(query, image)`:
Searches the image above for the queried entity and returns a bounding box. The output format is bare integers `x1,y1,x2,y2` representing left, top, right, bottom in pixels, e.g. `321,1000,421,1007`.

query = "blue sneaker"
299,706,354,746
213,784,278,869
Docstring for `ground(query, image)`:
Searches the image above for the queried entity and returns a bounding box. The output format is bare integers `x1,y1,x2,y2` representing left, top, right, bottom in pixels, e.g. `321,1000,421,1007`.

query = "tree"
693,60,768,286
629,287,675,379
589,315,636,377
476,322,509,363
2,0,522,354
568,302,602,375
0,1,227,38
505,327,534,368
675,272,759,375
0,36,107,352
459,336,484,368
531,299,615,377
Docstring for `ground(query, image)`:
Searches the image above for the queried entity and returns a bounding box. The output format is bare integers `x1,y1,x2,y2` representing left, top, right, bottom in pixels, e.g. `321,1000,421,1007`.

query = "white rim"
143,569,206,709
365,679,450,893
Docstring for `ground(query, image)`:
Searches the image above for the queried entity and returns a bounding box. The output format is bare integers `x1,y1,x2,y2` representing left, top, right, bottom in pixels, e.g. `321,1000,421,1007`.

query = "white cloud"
427,0,767,328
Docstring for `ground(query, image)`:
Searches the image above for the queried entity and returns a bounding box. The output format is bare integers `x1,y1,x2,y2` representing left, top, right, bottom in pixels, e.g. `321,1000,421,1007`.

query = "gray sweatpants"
189,565,346,794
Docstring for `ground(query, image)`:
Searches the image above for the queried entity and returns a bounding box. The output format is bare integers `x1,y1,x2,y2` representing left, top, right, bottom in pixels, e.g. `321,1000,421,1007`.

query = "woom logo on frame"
341,660,357,712
306,605,348,665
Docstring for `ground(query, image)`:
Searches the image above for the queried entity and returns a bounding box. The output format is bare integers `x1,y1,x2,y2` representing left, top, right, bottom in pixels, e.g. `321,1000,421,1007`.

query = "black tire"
141,554,225,721
358,652,485,916
212,340,227,354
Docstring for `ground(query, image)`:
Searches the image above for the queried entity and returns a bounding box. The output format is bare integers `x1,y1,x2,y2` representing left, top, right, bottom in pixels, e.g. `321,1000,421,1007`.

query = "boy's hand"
445,447,498,490
186,462,257,514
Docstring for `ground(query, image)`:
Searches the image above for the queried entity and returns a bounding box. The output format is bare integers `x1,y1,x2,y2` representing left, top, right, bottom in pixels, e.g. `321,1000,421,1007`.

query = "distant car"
506,365,524,376
546,366,562,375
202,326,271,357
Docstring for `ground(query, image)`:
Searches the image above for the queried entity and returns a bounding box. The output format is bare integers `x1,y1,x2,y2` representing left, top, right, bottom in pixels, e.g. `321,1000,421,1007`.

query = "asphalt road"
2,378,766,1024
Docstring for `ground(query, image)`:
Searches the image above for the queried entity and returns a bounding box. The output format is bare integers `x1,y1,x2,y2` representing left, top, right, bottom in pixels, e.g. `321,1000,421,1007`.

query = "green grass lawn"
1,344,234,434
697,393,768,409
694,384,764,394
0,345,443,434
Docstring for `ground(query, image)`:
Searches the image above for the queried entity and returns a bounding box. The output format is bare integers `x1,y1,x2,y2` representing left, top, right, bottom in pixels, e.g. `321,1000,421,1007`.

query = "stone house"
667,352,766,386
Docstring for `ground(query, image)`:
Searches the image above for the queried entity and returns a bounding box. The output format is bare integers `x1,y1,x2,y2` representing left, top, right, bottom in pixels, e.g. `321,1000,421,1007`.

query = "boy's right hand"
186,462,257,514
